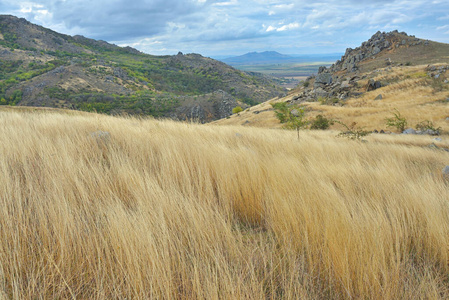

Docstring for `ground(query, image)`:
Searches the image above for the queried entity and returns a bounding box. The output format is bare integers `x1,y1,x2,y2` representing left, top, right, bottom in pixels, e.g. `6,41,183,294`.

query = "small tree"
271,102,307,139
385,109,407,132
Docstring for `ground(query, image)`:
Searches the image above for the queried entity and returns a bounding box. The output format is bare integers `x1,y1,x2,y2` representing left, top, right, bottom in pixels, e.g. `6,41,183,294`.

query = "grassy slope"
1,108,448,298
216,64,449,132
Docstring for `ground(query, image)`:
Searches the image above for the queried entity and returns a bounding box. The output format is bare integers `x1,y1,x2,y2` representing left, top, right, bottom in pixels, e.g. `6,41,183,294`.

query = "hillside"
215,31,449,133
0,15,285,122
1,107,448,298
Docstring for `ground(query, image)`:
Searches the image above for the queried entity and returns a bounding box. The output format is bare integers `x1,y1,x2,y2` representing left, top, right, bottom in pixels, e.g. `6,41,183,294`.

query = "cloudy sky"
1,0,449,57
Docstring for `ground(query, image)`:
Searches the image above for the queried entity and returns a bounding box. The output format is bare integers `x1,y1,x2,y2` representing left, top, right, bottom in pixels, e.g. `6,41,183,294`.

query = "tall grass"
0,110,448,299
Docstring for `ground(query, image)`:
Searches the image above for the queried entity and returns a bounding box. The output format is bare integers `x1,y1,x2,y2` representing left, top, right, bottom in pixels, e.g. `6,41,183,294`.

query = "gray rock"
315,73,333,85
372,47,381,55
434,138,442,142
290,109,299,117
402,128,416,134
340,81,351,89
435,74,440,79
366,79,382,91
313,87,329,98
422,129,439,136
90,131,111,146
443,166,449,176
374,94,383,100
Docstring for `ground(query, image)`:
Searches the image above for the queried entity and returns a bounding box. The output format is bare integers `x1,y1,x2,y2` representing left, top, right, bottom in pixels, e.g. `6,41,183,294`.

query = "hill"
215,31,449,132
0,15,285,122
1,107,448,298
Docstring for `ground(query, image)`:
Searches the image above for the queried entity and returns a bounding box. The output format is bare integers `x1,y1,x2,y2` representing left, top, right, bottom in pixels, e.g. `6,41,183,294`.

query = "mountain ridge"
220,51,341,66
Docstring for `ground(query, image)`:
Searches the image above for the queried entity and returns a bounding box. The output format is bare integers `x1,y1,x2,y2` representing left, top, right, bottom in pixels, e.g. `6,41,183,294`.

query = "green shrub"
310,115,333,130
232,106,243,114
415,120,441,133
385,109,407,132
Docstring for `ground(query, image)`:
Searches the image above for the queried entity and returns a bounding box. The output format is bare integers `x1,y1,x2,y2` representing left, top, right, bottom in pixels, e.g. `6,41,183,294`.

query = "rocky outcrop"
366,79,382,91
324,30,425,74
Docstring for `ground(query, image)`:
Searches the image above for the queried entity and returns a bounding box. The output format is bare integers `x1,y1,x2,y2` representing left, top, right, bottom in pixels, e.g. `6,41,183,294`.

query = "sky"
1,0,449,57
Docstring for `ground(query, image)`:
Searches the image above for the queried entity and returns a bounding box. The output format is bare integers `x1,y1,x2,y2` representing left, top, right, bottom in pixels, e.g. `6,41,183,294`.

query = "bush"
415,120,441,134
310,115,333,130
232,106,243,114
385,109,407,132
335,120,370,140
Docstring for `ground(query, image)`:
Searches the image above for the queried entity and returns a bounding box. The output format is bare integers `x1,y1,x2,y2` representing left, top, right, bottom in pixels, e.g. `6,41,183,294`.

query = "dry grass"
217,64,449,134
1,110,449,299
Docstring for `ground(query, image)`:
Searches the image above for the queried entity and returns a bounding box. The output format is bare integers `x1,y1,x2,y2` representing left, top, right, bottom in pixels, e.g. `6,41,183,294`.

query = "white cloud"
277,22,300,32
2,0,449,56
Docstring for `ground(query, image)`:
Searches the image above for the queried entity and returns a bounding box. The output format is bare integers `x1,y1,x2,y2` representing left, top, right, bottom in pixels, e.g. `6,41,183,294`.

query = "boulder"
340,81,351,89
89,131,111,147
402,128,416,134
443,166,449,177
374,94,383,100
421,129,439,136
366,79,382,91
313,87,329,98
314,73,333,85
372,47,381,55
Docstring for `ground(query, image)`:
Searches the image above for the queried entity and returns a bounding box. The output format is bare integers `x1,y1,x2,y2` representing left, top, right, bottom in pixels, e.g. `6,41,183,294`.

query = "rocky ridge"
291,31,442,104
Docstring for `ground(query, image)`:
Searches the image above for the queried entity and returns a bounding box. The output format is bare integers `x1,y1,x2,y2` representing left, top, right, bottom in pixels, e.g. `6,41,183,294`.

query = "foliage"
232,106,243,114
415,120,442,133
310,114,334,130
385,109,407,132
335,120,370,140
271,102,307,139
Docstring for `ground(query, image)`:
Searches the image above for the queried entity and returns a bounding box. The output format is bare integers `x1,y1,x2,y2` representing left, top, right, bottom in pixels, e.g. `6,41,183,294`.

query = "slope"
215,31,449,133
1,107,448,298
0,15,285,122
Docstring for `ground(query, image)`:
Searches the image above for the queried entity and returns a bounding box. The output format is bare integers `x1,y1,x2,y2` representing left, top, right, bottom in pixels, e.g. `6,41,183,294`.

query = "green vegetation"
232,106,243,114
385,109,407,132
310,114,334,130
271,102,307,139
415,120,442,133
0,16,284,118
335,120,370,140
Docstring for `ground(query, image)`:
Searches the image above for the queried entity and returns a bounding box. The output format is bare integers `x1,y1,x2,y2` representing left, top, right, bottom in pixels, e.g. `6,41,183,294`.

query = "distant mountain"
0,15,285,122
221,51,293,65
219,51,342,66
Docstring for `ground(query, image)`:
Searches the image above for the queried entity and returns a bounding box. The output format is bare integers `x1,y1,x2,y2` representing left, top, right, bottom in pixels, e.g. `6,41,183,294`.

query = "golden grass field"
0,108,448,299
